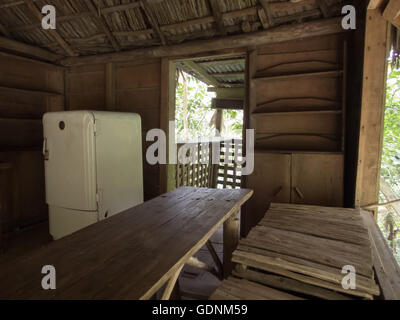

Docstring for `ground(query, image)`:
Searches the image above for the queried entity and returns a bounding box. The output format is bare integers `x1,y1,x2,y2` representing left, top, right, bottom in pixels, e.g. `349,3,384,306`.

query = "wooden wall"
65,59,162,201
243,34,348,236
0,52,64,232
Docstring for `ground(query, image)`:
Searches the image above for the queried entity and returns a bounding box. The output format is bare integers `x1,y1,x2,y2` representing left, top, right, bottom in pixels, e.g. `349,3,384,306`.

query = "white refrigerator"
43,111,144,240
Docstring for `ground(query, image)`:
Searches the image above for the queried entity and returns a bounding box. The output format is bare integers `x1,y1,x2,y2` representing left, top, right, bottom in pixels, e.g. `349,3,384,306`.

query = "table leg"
161,265,184,300
223,209,240,278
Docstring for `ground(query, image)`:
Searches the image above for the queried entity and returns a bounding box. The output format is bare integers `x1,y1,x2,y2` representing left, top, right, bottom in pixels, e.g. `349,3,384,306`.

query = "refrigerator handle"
43,138,49,160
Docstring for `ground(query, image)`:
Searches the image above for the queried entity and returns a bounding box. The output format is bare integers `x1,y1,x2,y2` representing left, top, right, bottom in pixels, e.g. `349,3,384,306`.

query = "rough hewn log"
62,17,345,66
0,36,62,62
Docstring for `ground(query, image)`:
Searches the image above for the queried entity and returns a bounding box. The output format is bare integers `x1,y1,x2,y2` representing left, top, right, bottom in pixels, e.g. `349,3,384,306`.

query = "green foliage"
175,71,243,142
381,69,400,196
378,66,400,264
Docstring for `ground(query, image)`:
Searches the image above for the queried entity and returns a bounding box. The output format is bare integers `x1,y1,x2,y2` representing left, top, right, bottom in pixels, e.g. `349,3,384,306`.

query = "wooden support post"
161,265,183,300
355,9,390,208
223,209,240,278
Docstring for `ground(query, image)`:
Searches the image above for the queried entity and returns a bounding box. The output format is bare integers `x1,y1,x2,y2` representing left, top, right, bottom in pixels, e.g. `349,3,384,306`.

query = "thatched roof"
0,0,345,58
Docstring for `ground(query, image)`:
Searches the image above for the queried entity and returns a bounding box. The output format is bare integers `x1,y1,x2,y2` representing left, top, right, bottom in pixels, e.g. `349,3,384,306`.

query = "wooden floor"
212,203,381,300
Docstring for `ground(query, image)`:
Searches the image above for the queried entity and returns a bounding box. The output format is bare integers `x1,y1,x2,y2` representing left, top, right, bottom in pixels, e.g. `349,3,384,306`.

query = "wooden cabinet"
291,153,344,206
243,151,344,236
243,152,291,235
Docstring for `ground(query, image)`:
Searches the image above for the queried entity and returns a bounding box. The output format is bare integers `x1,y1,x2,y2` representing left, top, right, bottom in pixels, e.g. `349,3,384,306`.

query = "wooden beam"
211,98,243,110
23,0,76,57
368,0,388,10
316,0,330,18
86,0,120,51
183,60,220,86
270,0,317,11
0,35,61,62
9,6,254,40
101,2,141,14
260,0,275,27
383,0,400,28
62,17,346,66
208,87,245,99
208,0,227,35
140,0,167,45
356,9,389,207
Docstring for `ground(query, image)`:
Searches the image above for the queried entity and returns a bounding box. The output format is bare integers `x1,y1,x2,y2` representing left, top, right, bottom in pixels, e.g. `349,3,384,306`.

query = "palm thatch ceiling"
0,0,346,58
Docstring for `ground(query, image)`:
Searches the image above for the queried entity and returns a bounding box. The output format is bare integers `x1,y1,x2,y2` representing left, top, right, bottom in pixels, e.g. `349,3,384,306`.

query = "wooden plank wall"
0,52,64,232
65,59,162,201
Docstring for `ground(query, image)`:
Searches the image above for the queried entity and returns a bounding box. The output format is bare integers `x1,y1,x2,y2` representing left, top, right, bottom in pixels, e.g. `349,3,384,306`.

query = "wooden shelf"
0,86,62,97
253,70,343,82
252,110,342,116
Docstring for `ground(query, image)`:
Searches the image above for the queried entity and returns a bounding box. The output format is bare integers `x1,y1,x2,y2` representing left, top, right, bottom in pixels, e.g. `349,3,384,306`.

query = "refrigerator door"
43,111,97,211
93,112,144,220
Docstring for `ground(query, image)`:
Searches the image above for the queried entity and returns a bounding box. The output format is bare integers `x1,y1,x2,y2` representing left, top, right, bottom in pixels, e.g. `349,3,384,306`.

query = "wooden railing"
175,138,243,189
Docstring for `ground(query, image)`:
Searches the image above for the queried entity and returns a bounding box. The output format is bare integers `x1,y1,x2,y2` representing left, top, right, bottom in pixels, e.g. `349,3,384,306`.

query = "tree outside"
378,66,400,265
175,71,243,143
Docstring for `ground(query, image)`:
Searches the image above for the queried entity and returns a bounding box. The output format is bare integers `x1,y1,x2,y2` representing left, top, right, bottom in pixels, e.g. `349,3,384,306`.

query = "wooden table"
0,187,252,299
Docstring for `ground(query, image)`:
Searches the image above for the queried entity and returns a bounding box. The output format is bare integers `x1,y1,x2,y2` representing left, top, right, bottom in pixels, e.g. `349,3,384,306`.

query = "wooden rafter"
86,0,120,51
383,0,400,28
259,0,275,27
208,0,227,35
0,35,61,62
368,0,387,10
101,2,141,14
140,0,167,45
62,17,346,66
271,0,316,10
317,0,330,18
183,60,220,87
23,0,76,57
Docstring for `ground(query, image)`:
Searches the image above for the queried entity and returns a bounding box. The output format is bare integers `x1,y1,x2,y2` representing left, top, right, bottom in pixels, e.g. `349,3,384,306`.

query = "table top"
0,187,253,299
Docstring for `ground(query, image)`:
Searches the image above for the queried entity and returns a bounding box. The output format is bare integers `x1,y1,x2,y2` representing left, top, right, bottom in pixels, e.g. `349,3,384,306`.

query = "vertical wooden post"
223,209,240,278
160,58,177,193
356,9,390,209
